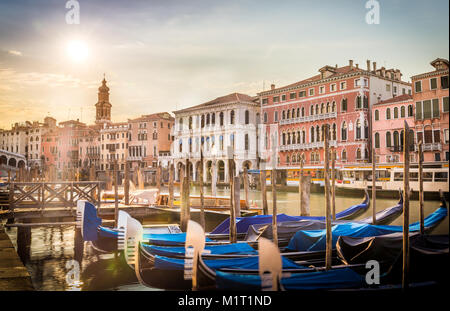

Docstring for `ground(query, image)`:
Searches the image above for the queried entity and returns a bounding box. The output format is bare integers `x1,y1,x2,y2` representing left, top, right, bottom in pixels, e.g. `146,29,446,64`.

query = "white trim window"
340,81,347,90
319,86,325,94
414,81,422,93
430,77,438,90
330,83,336,92
309,88,314,96
444,128,449,144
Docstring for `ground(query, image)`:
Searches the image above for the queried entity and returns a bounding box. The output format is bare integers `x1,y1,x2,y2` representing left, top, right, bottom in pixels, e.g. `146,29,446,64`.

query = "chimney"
367,60,371,71
349,60,353,68
372,61,377,72
355,63,359,69
271,84,275,90
381,67,386,77
335,64,338,68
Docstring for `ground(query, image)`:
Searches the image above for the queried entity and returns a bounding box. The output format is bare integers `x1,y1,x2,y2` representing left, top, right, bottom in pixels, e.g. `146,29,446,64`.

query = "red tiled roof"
175,93,256,113
375,94,413,105
129,112,174,122
267,65,364,93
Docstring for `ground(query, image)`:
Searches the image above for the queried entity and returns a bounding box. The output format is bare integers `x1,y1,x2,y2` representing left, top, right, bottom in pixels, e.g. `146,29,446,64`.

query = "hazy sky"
0,0,448,128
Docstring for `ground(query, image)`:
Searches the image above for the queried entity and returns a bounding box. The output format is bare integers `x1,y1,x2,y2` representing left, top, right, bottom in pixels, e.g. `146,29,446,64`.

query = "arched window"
341,122,347,141
206,113,210,125
287,133,291,145
356,119,361,139
302,130,306,144
286,155,290,164
296,108,300,118
375,132,380,148
263,112,268,123
356,96,362,109
364,120,369,138
310,105,314,115
245,134,249,150
363,96,368,108
316,125,320,142
297,131,301,144
287,109,290,119
342,149,347,161
400,106,405,118
315,104,319,115
188,116,193,129
341,98,348,112
301,107,305,117
408,105,413,117
393,131,399,147
394,107,398,119
282,133,286,145
375,109,379,121
356,148,362,159
211,113,215,125
332,101,336,113
326,102,330,113
386,108,391,120
321,103,325,114
201,115,205,128
220,112,224,126
245,110,249,124
332,123,337,141
292,108,295,118
230,110,235,124
310,127,315,142
386,132,392,147
282,110,286,120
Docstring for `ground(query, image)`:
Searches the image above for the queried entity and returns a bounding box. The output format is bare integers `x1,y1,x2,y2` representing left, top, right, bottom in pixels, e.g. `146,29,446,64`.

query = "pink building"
259,59,411,175
412,58,449,162
372,94,415,164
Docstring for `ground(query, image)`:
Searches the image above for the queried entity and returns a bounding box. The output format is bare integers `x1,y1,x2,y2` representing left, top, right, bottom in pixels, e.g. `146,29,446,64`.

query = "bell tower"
95,75,112,125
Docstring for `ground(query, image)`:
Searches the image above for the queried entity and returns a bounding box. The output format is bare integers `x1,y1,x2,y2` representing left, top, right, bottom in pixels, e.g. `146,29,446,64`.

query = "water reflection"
3,187,448,291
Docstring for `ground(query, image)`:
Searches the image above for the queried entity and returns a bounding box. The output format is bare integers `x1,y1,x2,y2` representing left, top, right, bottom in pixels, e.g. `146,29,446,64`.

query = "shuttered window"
432,98,440,118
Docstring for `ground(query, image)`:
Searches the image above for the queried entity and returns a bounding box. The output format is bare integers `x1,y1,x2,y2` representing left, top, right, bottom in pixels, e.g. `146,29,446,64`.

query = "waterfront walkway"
0,226,34,290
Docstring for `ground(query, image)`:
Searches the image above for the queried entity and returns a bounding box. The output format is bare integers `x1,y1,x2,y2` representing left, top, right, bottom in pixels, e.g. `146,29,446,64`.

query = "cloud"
8,50,22,56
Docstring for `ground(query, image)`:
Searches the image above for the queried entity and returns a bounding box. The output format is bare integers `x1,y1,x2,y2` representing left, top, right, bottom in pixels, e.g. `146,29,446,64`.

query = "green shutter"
443,97,449,112
423,100,432,119
415,102,422,119
432,98,440,118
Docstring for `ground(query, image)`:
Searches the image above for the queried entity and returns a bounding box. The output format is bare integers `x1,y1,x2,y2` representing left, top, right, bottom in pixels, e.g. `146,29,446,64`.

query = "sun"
66,40,89,63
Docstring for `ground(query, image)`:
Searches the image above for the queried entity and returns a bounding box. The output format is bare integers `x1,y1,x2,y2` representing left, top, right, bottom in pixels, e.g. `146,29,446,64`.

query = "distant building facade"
172,93,259,183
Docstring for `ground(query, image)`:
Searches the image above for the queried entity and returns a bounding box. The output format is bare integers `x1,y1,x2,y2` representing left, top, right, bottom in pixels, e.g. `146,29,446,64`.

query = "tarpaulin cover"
210,196,369,235
287,207,447,252
142,242,257,257
153,254,304,271
215,267,365,290
83,201,102,241
97,226,119,239
358,199,403,225
144,233,213,246
244,200,402,242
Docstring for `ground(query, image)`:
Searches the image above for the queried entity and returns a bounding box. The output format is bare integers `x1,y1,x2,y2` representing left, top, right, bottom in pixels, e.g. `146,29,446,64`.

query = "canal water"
3,187,448,291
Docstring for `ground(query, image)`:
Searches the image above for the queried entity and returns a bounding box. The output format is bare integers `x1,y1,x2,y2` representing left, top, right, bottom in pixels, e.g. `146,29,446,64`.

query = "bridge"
0,149,27,171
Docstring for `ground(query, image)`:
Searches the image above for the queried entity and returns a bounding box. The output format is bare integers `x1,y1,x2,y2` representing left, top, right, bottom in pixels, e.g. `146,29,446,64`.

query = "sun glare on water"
66,40,89,63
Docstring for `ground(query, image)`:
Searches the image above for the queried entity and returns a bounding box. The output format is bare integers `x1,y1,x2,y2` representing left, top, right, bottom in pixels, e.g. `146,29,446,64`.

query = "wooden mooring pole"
331,150,336,221
168,163,174,208
324,125,332,270
271,135,278,246
199,150,205,230
114,160,119,227
402,121,410,290
298,156,303,216
124,161,130,205
180,176,190,232
260,169,268,215
227,147,237,244
418,140,424,234
243,167,249,209
372,148,377,224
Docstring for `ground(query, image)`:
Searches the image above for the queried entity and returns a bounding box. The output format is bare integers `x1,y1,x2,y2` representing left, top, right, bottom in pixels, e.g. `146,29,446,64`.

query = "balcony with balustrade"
279,140,337,151
279,111,337,126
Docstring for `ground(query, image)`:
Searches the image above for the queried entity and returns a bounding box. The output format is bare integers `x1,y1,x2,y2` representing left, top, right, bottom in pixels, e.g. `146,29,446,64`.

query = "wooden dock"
0,226,34,290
